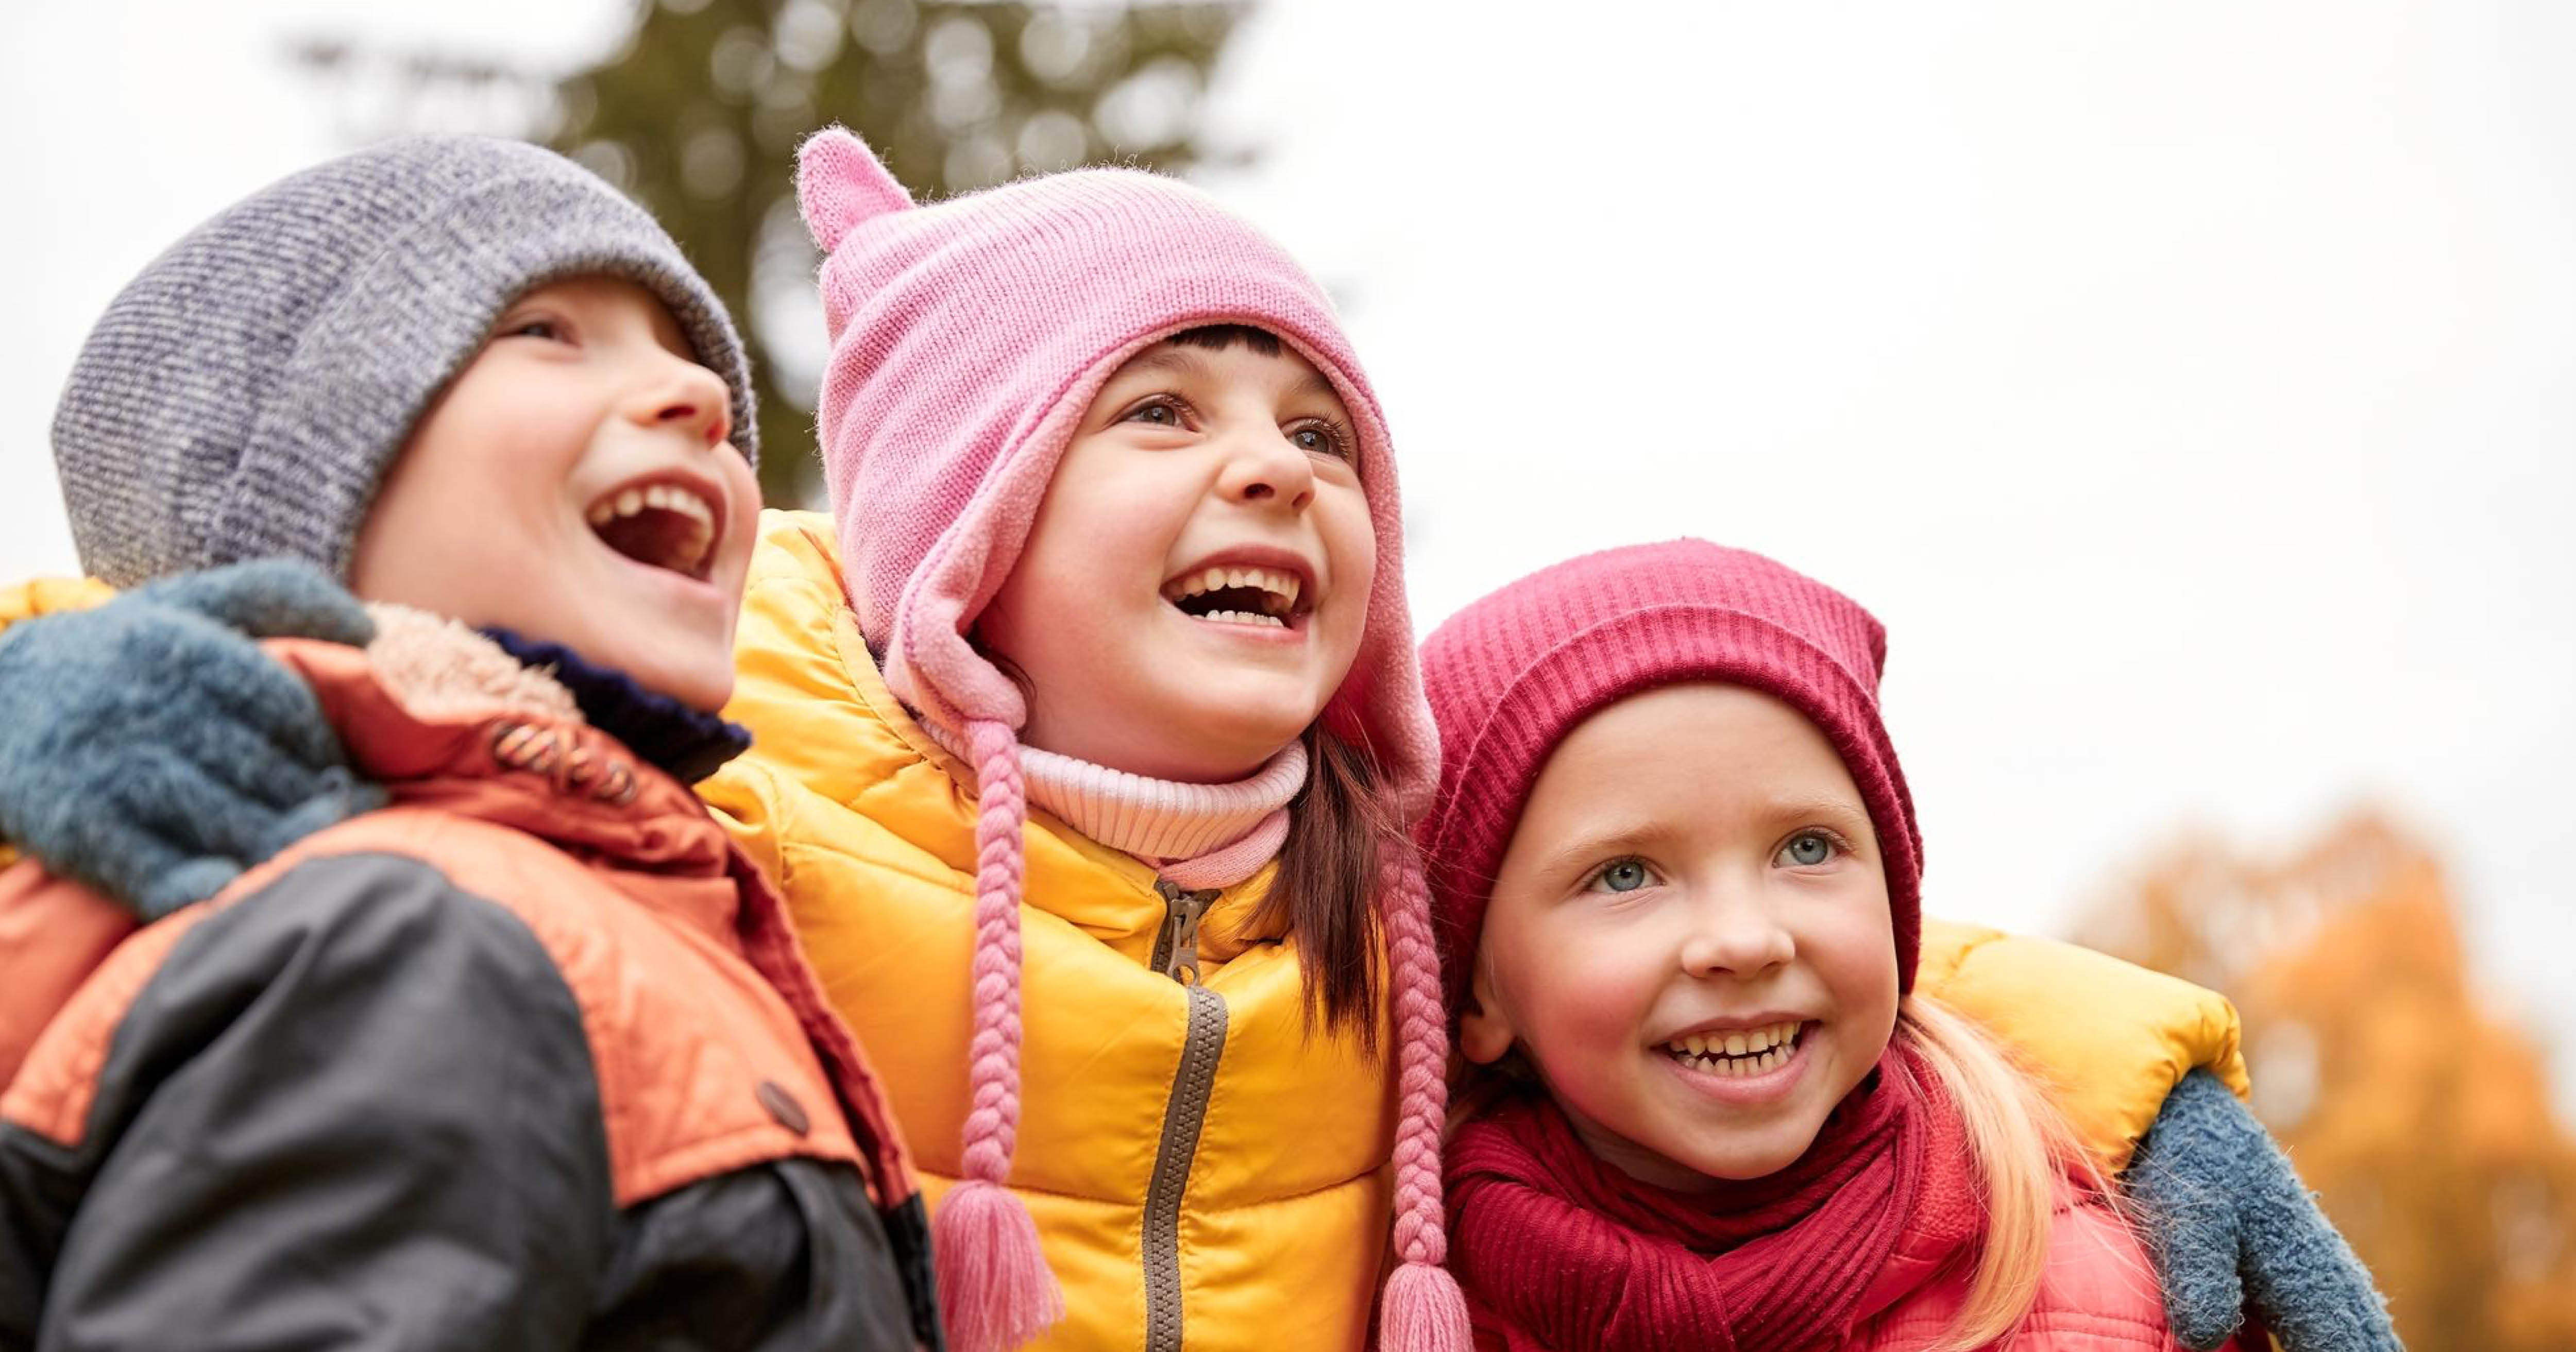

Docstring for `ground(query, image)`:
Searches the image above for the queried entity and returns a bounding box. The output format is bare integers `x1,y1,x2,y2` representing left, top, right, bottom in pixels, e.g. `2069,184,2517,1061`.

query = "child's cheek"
1514,937,1658,1100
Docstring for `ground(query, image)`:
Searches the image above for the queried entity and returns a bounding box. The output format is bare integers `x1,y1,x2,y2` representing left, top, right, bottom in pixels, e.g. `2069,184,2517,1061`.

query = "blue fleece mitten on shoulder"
2128,1068,2401,1350
0,560,382,919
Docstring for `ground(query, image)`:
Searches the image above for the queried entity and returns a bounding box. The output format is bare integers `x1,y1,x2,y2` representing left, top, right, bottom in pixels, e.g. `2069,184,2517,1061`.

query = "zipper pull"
1152,878,1221,985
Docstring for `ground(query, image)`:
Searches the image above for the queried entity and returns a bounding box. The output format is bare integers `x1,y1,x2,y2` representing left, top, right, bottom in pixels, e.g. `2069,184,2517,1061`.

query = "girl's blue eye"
1778,832,1837,867
1590,858,1653,893
499,316,563,342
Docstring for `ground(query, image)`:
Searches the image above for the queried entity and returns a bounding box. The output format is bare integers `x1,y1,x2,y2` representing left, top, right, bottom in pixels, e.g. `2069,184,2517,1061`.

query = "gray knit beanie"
53,135,757,587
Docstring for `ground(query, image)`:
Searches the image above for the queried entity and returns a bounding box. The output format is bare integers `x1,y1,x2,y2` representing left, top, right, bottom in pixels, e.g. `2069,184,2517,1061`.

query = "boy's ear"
1456,959,1516,1066
796,126,913,254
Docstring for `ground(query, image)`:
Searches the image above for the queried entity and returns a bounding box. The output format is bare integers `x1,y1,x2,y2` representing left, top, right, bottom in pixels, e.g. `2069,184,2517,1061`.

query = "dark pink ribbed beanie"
1416,540,1925,1010
795,128,1466,1351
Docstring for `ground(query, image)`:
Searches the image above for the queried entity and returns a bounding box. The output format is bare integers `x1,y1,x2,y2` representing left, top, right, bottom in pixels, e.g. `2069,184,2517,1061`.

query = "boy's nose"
628,353,733,449
1216,426,1316,511
1675,889,1796,981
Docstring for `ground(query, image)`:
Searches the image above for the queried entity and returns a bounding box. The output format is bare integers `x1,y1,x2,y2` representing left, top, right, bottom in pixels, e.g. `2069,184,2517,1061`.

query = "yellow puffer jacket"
704,513,2249,1350
704,514,1392,1351
1918,917,2249,1170
0,578,117,872
0,579,115,623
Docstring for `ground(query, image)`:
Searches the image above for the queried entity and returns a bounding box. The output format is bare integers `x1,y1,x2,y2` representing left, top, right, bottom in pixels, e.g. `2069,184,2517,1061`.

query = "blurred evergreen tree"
296,0,1248,506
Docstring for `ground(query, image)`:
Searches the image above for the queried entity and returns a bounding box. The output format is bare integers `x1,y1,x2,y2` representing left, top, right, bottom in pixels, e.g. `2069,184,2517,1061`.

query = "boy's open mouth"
586,480,720,581
1660,1020,1807,1079
1160,563,1306,630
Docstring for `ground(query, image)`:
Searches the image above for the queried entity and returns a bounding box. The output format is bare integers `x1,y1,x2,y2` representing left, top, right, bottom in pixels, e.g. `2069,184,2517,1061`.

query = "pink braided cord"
931,718,1063,1352
961,718,1030,1182
1377,857,1471,1349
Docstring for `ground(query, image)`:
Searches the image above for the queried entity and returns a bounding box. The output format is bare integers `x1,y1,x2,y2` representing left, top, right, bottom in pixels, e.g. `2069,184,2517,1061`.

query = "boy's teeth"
585,481,721,575
587,483,717,529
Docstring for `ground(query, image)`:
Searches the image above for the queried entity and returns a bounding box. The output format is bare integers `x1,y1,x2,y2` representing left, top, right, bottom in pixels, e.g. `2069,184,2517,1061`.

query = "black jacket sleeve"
0,852,616,1351
590,1158,924,1351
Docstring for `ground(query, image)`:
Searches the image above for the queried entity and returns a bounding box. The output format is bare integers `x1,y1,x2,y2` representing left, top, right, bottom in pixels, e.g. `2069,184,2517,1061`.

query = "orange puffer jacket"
0,610,937,1349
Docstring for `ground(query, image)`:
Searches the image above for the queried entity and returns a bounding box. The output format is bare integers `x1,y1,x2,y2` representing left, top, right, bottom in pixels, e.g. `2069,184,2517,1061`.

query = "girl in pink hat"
701,128,1467,1351
0,131,2382,1352
1414,541,2393,1351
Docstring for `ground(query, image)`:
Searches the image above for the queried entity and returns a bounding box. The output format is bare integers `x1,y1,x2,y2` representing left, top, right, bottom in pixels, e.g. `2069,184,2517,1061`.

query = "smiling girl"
0,132,2390,1352
698,129,1462,1351
1415,540,2385,1351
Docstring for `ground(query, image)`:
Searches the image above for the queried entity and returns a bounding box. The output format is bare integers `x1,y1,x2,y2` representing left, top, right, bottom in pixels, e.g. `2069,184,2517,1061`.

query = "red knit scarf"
1444,1043,1979,1352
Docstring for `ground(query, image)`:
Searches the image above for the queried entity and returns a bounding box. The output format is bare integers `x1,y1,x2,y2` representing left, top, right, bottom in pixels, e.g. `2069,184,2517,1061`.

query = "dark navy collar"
478,628,751,785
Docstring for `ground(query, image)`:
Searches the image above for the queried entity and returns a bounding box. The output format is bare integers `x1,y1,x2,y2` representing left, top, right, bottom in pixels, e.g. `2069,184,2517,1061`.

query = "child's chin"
649,662,736,714
1157,678,1325,754
1656,1122,1825,1184
599,639,737,714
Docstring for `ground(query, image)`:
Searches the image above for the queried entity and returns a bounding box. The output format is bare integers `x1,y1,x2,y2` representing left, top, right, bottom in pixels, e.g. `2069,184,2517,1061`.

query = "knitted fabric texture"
793,127,1461,1348
1415,539,1925,1000
921,722,1307,889
481,629,754,785
2131,1070,2400,1351
1446,1045,1973,1352
1024,739,1304,877
0,561,384,920
53,136,755,587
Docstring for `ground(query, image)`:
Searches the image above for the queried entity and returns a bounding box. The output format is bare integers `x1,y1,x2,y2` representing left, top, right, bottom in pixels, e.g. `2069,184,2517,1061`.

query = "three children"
0,129,2393,1351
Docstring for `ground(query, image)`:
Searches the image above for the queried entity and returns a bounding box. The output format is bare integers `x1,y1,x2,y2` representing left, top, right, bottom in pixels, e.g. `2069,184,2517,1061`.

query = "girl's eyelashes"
1117,393,1194,429
1583,855,1660,895
1286,416,1358,463
1107,393,1356,464
1774,828,1851,868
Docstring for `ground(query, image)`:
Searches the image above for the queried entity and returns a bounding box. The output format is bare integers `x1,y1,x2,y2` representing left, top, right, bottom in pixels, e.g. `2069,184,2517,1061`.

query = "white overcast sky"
4,1,2571,1103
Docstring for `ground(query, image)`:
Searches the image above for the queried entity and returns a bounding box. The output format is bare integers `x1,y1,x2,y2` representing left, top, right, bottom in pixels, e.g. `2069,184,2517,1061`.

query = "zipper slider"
1152,878,1221,985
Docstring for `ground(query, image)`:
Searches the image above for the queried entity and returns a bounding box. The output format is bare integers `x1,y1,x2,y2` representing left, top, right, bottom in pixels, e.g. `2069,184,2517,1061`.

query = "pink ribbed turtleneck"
924,725,1306,892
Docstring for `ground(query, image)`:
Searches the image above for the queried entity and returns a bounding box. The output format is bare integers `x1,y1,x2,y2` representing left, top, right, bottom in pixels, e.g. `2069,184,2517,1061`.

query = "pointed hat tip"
796,125,914,253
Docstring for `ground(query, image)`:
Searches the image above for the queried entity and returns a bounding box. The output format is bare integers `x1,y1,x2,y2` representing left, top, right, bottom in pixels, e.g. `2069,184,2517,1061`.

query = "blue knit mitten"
2127,1069,2401,1350
0,560,382,919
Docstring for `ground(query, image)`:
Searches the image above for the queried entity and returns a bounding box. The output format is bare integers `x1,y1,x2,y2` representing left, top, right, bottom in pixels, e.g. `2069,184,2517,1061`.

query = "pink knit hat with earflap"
1416,540,1925,1010
795,128,1468,1352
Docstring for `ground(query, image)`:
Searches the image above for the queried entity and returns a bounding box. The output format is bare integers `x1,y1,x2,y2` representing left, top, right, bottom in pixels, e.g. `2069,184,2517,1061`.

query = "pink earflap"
796,127,916,254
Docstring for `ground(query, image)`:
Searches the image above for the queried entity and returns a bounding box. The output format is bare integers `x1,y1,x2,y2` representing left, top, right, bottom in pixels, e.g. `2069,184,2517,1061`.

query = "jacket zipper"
1143,878,1229,1351
1149,878,1219,985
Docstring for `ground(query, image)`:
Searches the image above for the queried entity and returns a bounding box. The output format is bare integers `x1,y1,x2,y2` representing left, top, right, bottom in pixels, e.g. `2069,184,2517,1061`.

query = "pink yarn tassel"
935,720,1064,1352
1379,1260,1473,1352
936,1178,1062,1352
1376,859,1471,1351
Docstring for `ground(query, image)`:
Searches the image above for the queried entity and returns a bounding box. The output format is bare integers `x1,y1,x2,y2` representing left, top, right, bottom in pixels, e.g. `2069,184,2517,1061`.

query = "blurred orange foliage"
2077,812,2576,1350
